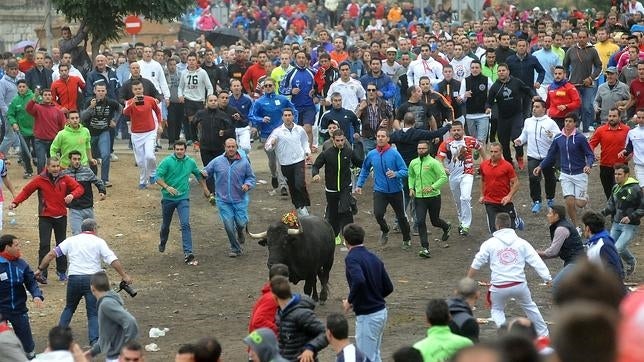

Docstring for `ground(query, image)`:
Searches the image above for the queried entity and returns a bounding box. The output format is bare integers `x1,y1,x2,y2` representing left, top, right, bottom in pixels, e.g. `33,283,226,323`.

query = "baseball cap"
386,47,397,53
243,328,281,360
605,66,618,74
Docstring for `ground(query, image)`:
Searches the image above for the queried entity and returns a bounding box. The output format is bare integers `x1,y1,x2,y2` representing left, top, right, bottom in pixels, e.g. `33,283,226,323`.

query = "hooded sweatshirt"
25,99,66,141
50,124,91,167
585,230,624,280
516,115,561,159
539,129,595,175
7,89,35,137
244,327,288,362
447,297,479,342
601,177,644,225
471,228,552,285
0,74,18,116
89,291,138,360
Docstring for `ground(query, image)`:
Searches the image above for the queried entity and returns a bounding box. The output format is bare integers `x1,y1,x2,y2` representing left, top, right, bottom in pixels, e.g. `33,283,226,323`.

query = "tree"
51,0,194,60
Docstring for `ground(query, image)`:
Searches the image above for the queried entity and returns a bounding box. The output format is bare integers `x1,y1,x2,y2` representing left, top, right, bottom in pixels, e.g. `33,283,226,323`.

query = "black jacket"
464,74,489,114
548,218,585,266
277,294,328,361
601,178,644,225
505,53,546,87
389,126,451,165
319,108,361,142
487,76,536,118
118,77,160,104
62,166,106,210
312,144,362,192
495,46,516,64
25,66,53,91
193,107,236,153
447,297,479,343
437,78,464,118
84,66,119,102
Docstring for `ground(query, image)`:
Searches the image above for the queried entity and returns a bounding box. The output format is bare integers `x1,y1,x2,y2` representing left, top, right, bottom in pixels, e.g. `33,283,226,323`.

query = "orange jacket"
546,81,581,119
51,76,85,112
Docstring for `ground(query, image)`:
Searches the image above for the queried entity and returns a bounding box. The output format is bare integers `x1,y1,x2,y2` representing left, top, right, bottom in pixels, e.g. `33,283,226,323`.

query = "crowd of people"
1,0,644,360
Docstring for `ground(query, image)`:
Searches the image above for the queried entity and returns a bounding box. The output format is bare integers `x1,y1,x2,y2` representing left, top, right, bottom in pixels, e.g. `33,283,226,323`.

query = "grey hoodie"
0,74,18,116
89,291,139,359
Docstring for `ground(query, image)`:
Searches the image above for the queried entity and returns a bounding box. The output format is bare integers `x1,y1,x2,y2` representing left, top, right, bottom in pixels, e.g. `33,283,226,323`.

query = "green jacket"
413,326,473,362
7,90,35,137
50,124,91,167
156,153,203,201
482,62,499,82
408,155,447,198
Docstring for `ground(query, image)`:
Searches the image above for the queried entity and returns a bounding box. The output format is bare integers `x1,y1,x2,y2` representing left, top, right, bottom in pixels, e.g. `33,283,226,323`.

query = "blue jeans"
552,262,576,294
355,307,388,362
217,197,249,254
610,223,638,267
90,130,111,182
576,86,597,132
361,138,376,158
59,274,98,344
35,139,52,173
5,312,35,353
160,198,193,255
69,208,95,235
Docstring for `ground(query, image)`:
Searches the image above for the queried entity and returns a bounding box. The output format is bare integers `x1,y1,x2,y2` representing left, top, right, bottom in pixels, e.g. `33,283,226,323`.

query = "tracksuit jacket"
539,129,595,175
486,76,536,119
359,72,396,101
7,89,34,137
0,255,43,315
62,165,106,210
12,171,84,217
280,65,316,108
408,155,448,198
311,145,363,192
356,146,408,194
84,67,119,101
601,177,644,225
516,115,561,159
546,79,581,119
585,230,624,280
203,151,256,204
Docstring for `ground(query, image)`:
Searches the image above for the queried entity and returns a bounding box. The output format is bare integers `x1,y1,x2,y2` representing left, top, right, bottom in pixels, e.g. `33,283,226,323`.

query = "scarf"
376,144,391,154
0,251,19,261
549,78,568,91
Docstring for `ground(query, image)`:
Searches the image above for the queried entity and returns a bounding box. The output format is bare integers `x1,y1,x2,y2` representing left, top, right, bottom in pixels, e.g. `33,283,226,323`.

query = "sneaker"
626,260,637,276
515,216,525,231
268,189,278,196
26,351,36,360
271,177,278,189
412,224,419,236
138,183,147,190
149,176,156,185
473,150,480,160
228,252,239,257
110,153,118,161
531,201,542,214
280,186,288,196
392,223,401,233
402,240,411,250
184,253,196,264
379,231,389,245
418,248,431,258
441,223,452,241
547,198,555,208
23,172,32,179
35,274,48,285
459,226,469,236
56,272,68,282
104,181,112,188
517,158,525,170
237,228,246,244
158,242,166,253
335,235,342,245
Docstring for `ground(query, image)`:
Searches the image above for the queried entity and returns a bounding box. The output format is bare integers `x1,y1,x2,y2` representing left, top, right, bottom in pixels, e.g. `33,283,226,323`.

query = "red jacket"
51,76,85,111
546,81,581,119
589,123,630,166
13,171,84,217
241,63,267,94
26,100,67,141
248,282,278,335
123,96,162,133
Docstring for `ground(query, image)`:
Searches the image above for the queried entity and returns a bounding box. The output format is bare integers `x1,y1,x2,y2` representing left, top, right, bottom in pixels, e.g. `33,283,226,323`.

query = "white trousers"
448,173,473,228
489,282,549,337
131,130,157,185
236,126,251,153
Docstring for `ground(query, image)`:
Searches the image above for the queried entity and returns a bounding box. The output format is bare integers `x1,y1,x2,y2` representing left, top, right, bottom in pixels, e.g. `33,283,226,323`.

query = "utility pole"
45,0,53,51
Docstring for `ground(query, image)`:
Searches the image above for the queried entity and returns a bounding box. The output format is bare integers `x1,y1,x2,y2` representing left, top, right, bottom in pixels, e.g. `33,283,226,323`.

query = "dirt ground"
7,139,641,361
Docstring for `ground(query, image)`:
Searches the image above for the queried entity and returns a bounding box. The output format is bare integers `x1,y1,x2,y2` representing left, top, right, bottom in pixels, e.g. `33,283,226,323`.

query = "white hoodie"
516,115,561,160
471,228,552,285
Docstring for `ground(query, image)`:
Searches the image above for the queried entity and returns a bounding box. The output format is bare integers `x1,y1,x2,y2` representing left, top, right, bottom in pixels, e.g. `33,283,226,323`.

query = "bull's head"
248,222,302,268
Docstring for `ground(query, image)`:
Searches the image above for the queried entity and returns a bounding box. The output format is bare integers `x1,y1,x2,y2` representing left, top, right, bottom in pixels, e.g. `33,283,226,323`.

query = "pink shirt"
617,51,644,72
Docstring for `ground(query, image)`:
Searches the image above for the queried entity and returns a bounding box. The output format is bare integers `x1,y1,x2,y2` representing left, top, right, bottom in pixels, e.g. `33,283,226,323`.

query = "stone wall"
0,0,64,53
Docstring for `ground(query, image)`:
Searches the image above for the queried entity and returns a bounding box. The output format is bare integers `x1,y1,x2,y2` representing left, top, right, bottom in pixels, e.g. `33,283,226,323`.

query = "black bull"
248,215,335,304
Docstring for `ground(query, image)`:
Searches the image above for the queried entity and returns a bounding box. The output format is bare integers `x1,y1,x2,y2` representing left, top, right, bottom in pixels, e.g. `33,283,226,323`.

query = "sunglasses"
367,89,377,92
263,84,274,88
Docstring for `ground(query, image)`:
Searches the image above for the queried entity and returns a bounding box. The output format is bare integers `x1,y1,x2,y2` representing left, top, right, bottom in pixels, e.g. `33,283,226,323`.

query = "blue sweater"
345,246,393,315
203,151,256,203
279,66,316,108
248,92,298,139
228,93,253,118
357,146,408,193
0,256,43,315
539,130,595,175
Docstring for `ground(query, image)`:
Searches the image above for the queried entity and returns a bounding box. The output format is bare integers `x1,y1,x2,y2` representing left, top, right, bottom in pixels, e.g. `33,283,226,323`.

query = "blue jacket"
84,67,119,102
539,130,594,175
0,256,43,315
249,92,298,139
505,53,546,86
228,93,253,118
357,146,408,193
345,246,393,315
359,72,396,101
203,151,256,204
279,66,316,109
586,230,624,280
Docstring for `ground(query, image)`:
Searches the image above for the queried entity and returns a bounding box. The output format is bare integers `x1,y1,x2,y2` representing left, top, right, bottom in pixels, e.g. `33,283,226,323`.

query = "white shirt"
407,56,444,86
626,125,644,166
628,1,644,14
265,123,310,166
138,59,171,100
450,56,474,81
52,65,85,82
471,228,552,285
516,115,561,159
326,78,366,114
55,232,118,276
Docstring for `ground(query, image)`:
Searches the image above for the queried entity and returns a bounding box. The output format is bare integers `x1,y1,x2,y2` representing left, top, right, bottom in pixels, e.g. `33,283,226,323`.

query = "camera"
117,280,138,297
134,95,144,106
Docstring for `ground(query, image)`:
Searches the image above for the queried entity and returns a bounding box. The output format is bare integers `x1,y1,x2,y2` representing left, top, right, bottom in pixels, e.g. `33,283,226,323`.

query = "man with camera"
35,218,133,347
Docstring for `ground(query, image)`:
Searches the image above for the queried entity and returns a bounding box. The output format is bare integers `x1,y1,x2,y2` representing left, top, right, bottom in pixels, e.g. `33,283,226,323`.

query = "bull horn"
287,228,302,235
247,229,267,239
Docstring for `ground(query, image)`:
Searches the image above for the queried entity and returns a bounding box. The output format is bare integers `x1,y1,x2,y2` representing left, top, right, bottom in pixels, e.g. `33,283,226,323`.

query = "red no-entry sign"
124,15,142,35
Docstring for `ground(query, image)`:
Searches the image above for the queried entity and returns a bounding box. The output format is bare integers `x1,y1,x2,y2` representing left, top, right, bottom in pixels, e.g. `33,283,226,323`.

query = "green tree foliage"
51,0,194,57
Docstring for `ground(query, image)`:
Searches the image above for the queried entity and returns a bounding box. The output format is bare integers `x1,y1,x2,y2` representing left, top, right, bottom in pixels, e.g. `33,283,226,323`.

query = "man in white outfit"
407,44,444,87
138,46,171,122
325,62,366,114
467,212,552,337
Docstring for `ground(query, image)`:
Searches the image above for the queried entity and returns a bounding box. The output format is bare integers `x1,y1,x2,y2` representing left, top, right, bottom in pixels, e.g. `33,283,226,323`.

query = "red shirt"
25,100,67,140
480,158,516,204
51,76,85,112
123,96,162,133
546,82,582,119
18,58,35,73
248,282,278,335
589,123,630,166
629,78,644,110
13,172,84,217
241,63,267,94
